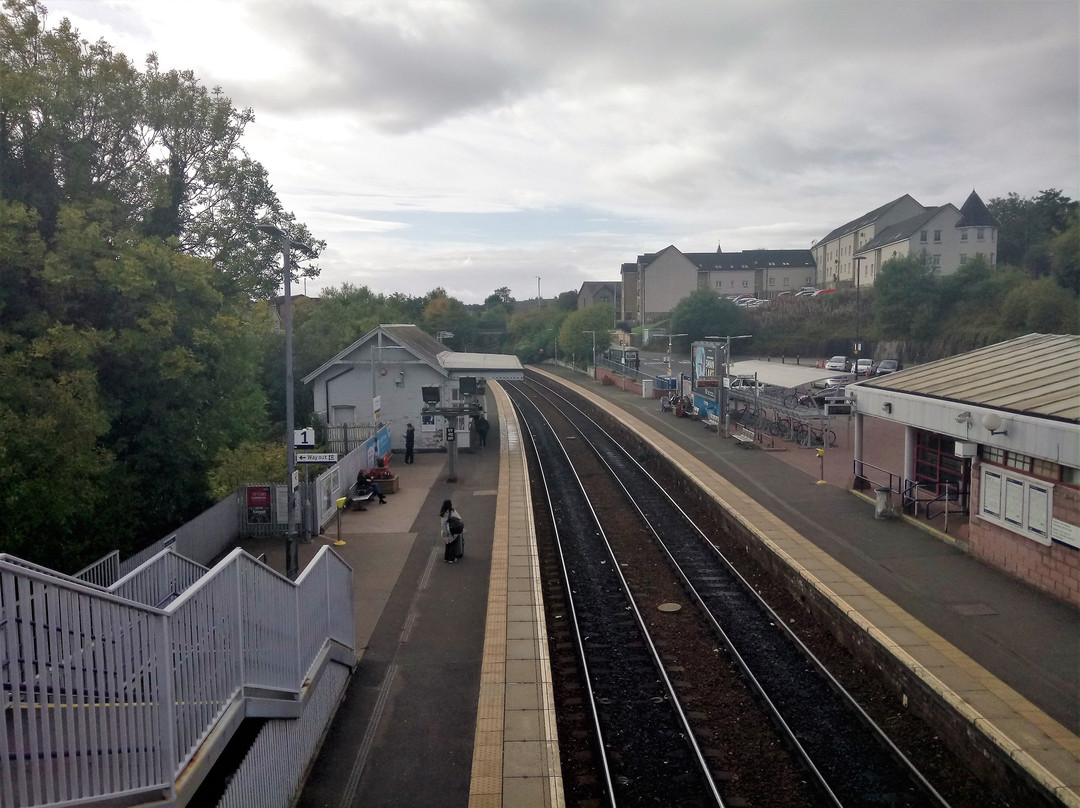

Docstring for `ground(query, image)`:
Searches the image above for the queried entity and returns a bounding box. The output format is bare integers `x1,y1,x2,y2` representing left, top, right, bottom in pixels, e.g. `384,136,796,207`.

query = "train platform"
534,364,1079,806
238,382,562,808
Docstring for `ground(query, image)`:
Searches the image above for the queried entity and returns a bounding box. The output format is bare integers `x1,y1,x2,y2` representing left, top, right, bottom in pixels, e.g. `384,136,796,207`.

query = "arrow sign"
296,453,338,464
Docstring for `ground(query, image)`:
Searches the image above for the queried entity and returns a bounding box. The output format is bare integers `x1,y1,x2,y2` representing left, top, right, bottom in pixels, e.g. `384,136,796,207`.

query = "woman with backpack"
439,499,464,562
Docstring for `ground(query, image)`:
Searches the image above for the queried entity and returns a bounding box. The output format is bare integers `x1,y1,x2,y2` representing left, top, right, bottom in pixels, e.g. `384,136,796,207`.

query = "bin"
874,486,894,519
641,378,654,398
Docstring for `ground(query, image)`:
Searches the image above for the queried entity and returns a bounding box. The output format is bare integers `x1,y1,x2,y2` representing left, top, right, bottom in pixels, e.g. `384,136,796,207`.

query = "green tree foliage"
1049,210,1080,293
0,0,322,299
670,289,744,343
208,441,285,500
874,253,941,339
505,305,564,364
558,305,614,367
556,290,578,311
988,189,1077,275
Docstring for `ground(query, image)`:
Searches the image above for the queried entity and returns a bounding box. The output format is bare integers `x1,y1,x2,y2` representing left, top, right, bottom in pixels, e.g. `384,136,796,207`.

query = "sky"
44,0,1080,304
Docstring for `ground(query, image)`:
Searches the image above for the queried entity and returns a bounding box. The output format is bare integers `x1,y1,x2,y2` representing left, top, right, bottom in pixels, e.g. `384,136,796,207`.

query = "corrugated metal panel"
860,334,1080,422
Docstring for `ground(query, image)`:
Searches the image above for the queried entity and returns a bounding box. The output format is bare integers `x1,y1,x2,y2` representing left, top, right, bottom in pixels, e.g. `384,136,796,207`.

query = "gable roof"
302,323,449,384
639,248,814,271
817,194,923,244
858,205,956,252
859,333,1080,423
956,190,999,228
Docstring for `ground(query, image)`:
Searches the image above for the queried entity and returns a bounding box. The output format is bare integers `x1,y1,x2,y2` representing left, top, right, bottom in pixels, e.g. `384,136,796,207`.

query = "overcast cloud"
47,0,1079,303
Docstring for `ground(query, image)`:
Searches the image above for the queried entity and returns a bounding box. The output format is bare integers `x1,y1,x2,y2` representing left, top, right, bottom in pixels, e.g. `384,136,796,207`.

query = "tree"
670,289,744,343
874,253,941,339
485,286,514,307
556,290,578,311
1049,210,1080,294
558,305,614,367
988,189,1077,273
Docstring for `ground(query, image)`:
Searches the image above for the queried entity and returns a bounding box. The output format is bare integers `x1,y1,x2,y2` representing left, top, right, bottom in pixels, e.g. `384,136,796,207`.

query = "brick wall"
970,466,1080,608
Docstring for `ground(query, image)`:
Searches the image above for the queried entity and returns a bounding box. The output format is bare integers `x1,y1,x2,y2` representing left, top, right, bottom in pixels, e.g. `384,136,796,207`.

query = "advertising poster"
246,486,271,523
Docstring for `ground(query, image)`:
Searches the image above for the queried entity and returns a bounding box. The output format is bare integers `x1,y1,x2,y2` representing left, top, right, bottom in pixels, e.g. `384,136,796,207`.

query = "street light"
667,333,687,375
582,330,597,369
853,255,865,364
536,276,541,307
252,222,314,581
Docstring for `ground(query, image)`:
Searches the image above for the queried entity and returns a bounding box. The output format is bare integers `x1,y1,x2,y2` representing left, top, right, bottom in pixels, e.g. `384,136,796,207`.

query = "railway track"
508,376,956,808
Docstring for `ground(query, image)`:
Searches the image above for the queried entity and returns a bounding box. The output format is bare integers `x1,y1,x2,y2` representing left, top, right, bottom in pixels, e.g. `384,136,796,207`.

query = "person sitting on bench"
356,469,387,504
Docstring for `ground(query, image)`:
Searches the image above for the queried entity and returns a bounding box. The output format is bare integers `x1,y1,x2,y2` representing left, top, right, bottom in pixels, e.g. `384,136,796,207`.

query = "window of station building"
1006,452,1032,473
982,446,1005,465
915,431,968,496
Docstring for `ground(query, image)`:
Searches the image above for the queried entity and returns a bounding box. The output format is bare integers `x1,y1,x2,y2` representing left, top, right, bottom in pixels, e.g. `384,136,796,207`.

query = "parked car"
855,358,872,376
824,355,850,372
810,387,852,413
872,359,902,376
812,288,837,296
726,375,766,393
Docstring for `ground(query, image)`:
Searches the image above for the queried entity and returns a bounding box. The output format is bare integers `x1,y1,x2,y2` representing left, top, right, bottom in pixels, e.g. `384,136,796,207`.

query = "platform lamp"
853,255,865,366
251,222,315,581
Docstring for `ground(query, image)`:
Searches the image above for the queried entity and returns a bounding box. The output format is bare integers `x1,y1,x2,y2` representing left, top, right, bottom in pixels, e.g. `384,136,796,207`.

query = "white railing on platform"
71,550,119,588
0,545,354,808
110,548,208,608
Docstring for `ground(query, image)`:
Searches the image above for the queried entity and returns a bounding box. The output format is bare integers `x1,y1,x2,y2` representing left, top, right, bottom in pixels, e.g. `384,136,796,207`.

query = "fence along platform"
0,545,354,808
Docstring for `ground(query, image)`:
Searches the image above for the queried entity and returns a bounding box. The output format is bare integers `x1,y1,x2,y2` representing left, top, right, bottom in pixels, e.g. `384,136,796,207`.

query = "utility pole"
582,330,597,369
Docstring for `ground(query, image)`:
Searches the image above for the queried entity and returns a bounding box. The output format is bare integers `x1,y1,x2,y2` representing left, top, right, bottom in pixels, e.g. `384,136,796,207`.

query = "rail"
0,545,354,808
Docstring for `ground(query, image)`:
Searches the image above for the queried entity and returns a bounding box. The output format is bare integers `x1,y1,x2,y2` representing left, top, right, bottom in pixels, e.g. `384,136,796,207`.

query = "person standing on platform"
476,413,489,448
440,499,464,561
404,423,415,464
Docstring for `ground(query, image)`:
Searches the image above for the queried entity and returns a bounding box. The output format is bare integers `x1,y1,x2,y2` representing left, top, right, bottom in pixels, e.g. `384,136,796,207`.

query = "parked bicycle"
792,419,836,448
783,387,815,409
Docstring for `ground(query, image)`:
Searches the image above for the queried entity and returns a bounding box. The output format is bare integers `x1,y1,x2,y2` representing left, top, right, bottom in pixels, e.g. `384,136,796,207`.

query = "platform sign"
296,453,338,464
446,426,456,442
294,427,315,448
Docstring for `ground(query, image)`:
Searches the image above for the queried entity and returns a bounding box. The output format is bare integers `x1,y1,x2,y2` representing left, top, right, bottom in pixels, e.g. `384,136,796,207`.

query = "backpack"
447,514,464,535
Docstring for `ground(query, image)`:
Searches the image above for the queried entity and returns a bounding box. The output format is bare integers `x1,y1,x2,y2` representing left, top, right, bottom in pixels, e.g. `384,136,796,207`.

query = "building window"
960,254,968,264
977,228,984,240
783,277,790,286
1032,458,1059,479
920,230,928,242
769,277,775,286
982,446,1005,464
979,466,1053,546
934,230,941,242
932,255,941,266
961,231,968,241
991,253,995,263
1006,452,1032,472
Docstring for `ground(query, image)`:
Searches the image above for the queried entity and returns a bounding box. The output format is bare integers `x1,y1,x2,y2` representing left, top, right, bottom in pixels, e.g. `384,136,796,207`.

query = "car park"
824,355,850,372
855,358,872,376
872,359,902,376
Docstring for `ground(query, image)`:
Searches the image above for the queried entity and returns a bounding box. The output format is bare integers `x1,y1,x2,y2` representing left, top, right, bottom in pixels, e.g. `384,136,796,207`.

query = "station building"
850,333,1080,606
302,324,522,454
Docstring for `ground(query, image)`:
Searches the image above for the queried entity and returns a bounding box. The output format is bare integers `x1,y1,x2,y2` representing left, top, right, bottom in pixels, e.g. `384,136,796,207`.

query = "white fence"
0,546,354,808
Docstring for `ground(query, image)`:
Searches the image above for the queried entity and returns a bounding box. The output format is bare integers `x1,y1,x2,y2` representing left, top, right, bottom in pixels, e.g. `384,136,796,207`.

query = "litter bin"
642,378,654,399
874,486,894,519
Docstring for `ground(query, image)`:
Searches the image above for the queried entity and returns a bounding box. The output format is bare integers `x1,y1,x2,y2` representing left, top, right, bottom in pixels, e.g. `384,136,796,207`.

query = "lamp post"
582,330,597,369
853,255,865,367
667,332,687,376
536,276,541,307
253,222,314,581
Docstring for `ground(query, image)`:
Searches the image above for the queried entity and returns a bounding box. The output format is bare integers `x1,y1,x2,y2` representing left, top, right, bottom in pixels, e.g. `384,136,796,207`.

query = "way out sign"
296,453,338,464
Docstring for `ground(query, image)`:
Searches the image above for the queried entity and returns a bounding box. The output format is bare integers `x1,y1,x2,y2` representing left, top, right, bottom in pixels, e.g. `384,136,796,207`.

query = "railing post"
235,560,245,688
159,612,178,794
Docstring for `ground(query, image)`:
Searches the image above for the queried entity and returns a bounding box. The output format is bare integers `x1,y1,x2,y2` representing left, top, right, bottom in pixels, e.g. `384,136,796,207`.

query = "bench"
733,426,756,447
704,412,720,432
346,485,376,511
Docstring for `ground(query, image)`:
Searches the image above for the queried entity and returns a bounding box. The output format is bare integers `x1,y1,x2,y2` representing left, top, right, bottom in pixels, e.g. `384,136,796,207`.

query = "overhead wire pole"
253,222,314,581
667,332,687,376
